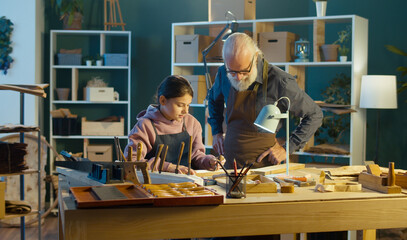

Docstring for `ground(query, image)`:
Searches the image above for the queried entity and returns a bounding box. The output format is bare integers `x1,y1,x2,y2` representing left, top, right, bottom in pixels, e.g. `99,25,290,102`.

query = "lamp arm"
202,23,231,91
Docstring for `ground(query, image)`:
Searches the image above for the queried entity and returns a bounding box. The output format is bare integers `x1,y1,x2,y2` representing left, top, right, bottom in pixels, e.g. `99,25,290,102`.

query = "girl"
124,75,221,174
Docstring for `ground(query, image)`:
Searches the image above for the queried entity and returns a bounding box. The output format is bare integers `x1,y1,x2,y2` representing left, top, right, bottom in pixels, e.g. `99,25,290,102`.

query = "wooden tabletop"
58,167,407,240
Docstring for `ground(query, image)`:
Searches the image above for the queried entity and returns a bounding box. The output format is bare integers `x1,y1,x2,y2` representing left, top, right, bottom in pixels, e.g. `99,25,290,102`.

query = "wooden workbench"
58,168,407,240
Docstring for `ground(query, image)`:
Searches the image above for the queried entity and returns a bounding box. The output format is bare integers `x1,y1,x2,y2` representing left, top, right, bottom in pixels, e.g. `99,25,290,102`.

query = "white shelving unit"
49,30,131,170
171,15,368,165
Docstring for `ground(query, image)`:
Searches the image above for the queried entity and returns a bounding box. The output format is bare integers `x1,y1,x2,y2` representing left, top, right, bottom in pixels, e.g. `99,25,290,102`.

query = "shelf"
171,15,368,165
52,65,129,69
52,135,128,139
53,100,129,104
173,61,352,67
0,169,39,177
0,125,39,133
293,151,350,158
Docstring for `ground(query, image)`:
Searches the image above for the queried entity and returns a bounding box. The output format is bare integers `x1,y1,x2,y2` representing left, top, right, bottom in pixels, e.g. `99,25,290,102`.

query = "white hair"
222,32,261,61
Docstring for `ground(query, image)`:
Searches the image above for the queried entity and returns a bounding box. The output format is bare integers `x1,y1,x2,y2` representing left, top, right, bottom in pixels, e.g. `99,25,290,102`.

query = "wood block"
358,172,401,194
366,164,381,176
273,177,294,193
395,174,407,189
315,182,362,192
250,163,305,176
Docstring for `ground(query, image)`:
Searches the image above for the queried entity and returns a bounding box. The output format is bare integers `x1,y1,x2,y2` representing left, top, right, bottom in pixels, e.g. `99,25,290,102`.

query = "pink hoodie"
124,105,215,171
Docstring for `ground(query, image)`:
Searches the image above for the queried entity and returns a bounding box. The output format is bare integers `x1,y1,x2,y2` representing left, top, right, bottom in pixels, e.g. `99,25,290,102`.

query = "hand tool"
136,142,142,161
114,136,121,161
126,146,133,162
151,144,164,172
273,177,294,193
175,141,185,174
159,145,168,174
284,178,316,187
187,135,193,175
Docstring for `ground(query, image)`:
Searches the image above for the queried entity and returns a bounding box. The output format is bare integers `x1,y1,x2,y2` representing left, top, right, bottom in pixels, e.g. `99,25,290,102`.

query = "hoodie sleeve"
184,115,216,170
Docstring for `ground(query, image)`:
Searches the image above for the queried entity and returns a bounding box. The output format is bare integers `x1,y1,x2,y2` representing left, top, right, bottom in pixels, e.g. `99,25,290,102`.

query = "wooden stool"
104,0,126,31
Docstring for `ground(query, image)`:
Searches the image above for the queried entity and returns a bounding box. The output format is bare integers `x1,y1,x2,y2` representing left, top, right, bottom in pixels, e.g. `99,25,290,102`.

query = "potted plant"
333,25,351,62
385,45,407,99
83,56,93,66
0,16,14,75
51,0,84,30
95,54,103,66
313,0,328,17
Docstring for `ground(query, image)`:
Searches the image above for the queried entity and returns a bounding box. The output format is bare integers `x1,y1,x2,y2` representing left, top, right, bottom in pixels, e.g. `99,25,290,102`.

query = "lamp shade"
359,75,398,109
254,103,281,133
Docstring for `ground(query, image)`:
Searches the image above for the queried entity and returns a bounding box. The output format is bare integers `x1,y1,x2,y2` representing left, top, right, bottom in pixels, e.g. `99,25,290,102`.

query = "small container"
226,174,247,198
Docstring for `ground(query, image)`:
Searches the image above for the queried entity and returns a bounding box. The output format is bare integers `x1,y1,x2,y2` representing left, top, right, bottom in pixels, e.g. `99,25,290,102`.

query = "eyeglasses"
226,55,255,76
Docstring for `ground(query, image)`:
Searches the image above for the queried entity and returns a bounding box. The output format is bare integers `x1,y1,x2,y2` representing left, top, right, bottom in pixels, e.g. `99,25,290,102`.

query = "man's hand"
256,141,286,165
212,133,224,155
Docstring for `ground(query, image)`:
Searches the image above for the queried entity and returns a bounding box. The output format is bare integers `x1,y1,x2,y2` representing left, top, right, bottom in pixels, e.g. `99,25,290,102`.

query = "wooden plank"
251,163,305,175
216,175,278,193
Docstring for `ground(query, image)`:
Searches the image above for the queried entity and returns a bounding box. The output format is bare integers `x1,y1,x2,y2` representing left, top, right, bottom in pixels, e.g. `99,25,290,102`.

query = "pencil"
233,159,238,177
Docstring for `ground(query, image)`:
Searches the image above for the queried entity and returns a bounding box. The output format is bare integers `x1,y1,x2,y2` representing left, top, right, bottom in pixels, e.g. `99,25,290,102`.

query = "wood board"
70,183,223,208
250,163,305,175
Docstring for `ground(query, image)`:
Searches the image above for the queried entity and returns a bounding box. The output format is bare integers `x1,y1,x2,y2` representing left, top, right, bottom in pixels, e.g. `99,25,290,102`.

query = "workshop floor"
0,215,58,240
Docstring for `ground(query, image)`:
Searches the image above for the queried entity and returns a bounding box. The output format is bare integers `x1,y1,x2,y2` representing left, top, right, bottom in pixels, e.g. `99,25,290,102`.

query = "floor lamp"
359,75,398,164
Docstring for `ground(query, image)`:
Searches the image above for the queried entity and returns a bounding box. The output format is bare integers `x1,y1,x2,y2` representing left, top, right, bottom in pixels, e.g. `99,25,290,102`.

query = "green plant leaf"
385,45,407,56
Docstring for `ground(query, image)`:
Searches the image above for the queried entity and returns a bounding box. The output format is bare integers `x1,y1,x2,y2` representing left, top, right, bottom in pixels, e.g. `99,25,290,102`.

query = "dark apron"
224,62,276,169
145,119,191,167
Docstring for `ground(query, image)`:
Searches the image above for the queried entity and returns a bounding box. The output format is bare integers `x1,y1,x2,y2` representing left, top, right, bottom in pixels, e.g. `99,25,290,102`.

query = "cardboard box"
0,181,5,219
185,75,207,104
84,87,114,102
258,32,298,62
81,117,124,136
208,0,256,21
176,35,220,63
87,145,113,162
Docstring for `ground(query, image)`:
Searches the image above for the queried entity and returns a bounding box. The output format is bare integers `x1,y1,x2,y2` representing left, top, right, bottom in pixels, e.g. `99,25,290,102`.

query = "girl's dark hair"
157,75,194,104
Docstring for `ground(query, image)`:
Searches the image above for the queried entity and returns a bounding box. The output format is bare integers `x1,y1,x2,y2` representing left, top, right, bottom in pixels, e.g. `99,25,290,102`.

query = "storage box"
57,53,82,65
87,145,113,162
104,54,128,66
84,87,114,102
208,0,256,21
185,75,207,104
81,117,124,136
53,117,81,135
176,35,220,63
0,181,5,219
258,32,298,62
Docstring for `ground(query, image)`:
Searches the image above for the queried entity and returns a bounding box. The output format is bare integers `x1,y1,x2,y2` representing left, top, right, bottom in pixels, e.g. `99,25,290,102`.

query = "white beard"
227,65,258,91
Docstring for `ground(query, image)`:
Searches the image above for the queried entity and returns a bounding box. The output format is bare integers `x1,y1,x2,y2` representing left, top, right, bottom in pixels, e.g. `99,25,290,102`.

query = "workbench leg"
363,229,376,240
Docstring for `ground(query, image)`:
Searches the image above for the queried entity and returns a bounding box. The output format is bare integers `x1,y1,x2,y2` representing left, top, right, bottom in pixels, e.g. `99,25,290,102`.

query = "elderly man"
207,32,323,169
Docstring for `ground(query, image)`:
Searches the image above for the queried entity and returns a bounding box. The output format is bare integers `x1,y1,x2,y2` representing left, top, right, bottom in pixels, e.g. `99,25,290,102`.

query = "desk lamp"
359,75,398,164
254,97,291,175
202,11,238,90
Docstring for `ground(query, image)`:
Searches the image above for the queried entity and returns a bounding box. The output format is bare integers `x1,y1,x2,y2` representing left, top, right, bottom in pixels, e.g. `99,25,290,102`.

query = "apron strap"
262,59,269,104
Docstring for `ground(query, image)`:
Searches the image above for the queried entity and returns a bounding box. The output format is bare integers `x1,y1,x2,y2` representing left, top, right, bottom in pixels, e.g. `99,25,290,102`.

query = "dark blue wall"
45,0,407,169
